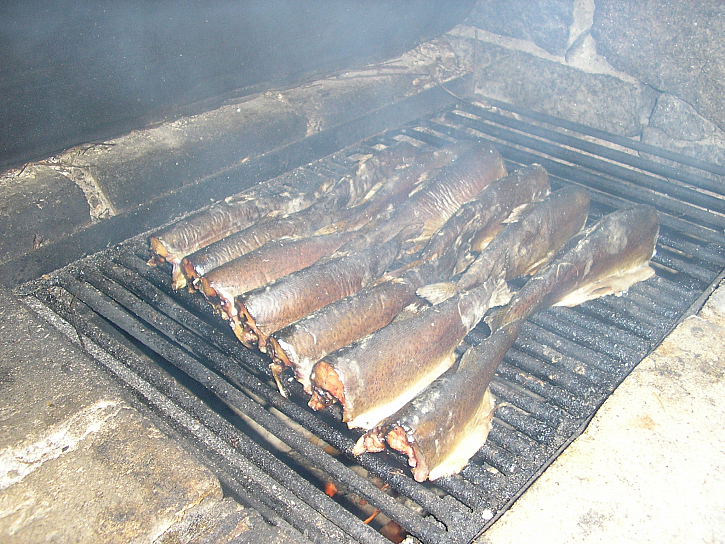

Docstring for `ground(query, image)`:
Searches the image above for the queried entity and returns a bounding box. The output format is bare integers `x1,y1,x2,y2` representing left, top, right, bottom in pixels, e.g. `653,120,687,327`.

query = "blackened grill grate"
22,99,725,544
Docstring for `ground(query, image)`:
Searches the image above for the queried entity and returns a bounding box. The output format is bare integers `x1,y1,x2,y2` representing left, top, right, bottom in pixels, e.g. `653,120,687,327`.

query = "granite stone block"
0,166,91,266
593,0,725,132
467,0,575,56
448,36,657,136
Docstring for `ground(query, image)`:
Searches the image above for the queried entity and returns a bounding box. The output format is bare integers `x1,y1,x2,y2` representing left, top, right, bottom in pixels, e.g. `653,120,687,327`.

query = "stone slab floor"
478,281,725,544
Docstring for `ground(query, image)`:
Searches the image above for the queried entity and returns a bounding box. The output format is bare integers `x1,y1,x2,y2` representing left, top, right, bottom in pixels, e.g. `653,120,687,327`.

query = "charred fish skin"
180,201,349,287
268,276,419,394
420,185,590,306
417,186,590,307
198,231,357,320
183,139,475,287
266,165,548,393
354,320,523,482
234,227,409,351
308,277,506,430
488,204,660,332
267,172,533,395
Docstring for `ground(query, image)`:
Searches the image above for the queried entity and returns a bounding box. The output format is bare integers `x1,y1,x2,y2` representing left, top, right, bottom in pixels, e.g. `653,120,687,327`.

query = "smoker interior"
23,99,725,544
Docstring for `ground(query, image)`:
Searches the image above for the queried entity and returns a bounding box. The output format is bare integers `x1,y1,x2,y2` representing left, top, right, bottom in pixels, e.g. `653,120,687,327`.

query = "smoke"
0,0,475,168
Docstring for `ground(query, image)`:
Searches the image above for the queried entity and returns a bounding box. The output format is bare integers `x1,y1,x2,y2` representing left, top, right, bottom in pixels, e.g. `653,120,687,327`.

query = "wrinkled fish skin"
328,141,419,209
180,140,471,287
488,204,660,332
267,163,550,395
419,164,551,263
150,195,299,290
234,228,409,351
354,320,523,482
419,186,590,305
339,140,507,256
181,203,345,287
198,231,356,320
267,242,462,395
308,278,506,430
150,141,422,288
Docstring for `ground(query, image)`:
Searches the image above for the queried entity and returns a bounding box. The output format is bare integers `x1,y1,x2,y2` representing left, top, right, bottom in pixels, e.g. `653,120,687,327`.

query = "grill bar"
23,99,725,543
477,96,725,177
452,102,725,196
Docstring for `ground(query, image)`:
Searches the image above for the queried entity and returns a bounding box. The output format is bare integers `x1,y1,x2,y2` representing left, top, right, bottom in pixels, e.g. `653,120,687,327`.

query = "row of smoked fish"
148,139,659,482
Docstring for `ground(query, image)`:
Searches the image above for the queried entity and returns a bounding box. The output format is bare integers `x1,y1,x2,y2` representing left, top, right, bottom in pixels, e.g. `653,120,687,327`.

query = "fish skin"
487,204,660,332
307,277,507,430
150,195,296,290
327,141,420,209
234,227,411,351
418,164,551,263
198,231,357,320
180,204,347,287
149,141,423,288
338,140,507,256
354,320,523,481
266,163,550,394
352,204,659,482
179,140,472,287
267,242,463,395
418,185,590,305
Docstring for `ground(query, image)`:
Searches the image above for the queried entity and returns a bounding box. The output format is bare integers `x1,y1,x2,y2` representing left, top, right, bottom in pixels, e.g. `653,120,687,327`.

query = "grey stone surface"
448,36,657,136
0,289,288,543
155,496,308,544
467,0,575,56
593,0,725,132
0,166,91,265
83,97,308,212
648,94,720,143
478,296,725,543
641,94,725,177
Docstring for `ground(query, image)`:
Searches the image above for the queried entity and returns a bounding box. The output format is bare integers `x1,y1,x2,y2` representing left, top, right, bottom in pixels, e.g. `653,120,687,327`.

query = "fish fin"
554,263,655,307
394,302,426,320
171,265,187,290
453,251,475,275
470,224,505,253
313,222,344,236
519,255,550,277
428,387,496,481
503,202,535,224
490,279,513,308
484,306,505,332
417,282,457,305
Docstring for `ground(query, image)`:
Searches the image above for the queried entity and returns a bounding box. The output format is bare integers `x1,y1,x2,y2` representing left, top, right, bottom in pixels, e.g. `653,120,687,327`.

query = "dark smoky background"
0,0,475,168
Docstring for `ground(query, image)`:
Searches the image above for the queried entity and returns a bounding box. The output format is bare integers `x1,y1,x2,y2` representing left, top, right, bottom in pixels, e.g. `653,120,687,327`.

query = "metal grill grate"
22,99,725,544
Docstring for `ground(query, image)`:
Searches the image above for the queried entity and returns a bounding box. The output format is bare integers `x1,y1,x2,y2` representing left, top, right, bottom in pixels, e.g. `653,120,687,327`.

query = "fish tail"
484,304,507,332
490,277,512,308
417,281,458,305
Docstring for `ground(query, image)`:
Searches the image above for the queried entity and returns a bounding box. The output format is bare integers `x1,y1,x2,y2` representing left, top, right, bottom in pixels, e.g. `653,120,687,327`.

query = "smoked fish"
487,204,660,331
149,141,421,289
233,226,414,351
198,231,357,320
353,320,523,481
338,140,507,256
179,141,470,286
418,186,590,305
267,163,551,394
355,205,660,482
307,277,510,430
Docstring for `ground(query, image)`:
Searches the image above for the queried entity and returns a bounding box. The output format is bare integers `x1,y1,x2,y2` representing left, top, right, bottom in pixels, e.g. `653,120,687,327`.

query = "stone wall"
460,0,725,164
